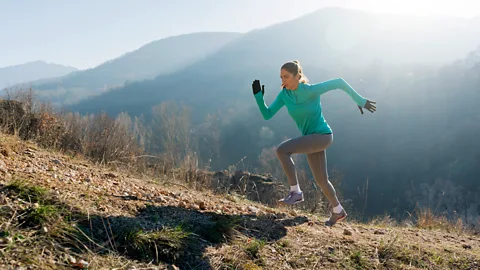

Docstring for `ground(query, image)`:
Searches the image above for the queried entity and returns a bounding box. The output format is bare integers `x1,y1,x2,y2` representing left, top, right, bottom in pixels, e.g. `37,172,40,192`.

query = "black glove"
252,79,265,96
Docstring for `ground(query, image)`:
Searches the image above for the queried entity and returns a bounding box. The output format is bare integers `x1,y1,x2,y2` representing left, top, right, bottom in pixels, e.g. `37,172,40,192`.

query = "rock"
0,159,7,173
248,206,259,214
178,201,186,208
68,255,76,264
374,230,385,235
198,201,207,210
69,258,89,269
343,229,353,236
154,196,165,203
24,150,35,158
51,159,62,165
104,172,117,178
0,148,9,157
462,244,472,249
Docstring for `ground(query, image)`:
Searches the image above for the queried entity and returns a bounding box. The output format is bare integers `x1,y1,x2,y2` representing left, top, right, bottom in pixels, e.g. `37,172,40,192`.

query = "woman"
252,60,376,226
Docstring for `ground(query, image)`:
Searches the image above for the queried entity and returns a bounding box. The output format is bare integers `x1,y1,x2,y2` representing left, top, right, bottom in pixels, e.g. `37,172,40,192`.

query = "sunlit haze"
1,0,479,69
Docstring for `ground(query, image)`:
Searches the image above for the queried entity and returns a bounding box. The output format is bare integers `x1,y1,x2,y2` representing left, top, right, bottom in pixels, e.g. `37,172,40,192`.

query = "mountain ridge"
0,60,78,89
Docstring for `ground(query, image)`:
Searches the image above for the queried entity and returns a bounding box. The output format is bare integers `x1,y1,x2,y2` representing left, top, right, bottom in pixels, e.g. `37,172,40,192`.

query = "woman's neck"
288,82,301,91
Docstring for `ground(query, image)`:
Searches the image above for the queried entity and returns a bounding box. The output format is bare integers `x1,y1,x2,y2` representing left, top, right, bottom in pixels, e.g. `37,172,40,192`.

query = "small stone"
374,230,385,235
51,159,62,165
68,255,76,264
77,260,89,268
248,206,259,214
343,229,353,236
0,160,8,173
198,201,207,210
105,172,117,178
0,148,9,157
154,196,165,203
462,244,472,249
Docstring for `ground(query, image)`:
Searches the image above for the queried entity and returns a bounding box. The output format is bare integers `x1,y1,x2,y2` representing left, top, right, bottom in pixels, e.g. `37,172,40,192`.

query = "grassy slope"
0,133,478,270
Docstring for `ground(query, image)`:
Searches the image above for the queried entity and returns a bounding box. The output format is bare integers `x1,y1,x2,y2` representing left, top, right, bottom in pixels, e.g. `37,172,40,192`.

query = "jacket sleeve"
309,78,367,107
254,91,285,120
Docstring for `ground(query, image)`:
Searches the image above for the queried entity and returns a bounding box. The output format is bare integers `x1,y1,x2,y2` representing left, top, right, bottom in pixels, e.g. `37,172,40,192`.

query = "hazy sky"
2,0,479,69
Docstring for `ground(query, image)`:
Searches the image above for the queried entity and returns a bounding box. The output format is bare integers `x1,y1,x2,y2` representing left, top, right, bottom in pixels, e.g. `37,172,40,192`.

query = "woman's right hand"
252,79,265,96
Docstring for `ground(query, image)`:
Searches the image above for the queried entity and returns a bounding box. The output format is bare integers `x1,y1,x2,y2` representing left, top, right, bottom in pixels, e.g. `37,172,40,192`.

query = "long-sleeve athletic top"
254,78,367,135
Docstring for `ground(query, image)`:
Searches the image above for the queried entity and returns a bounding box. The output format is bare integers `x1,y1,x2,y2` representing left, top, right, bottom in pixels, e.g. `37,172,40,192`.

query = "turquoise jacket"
254,78,367,135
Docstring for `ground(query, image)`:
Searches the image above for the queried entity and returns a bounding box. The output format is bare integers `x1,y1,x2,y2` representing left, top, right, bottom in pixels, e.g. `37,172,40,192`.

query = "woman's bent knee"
276,143,288,157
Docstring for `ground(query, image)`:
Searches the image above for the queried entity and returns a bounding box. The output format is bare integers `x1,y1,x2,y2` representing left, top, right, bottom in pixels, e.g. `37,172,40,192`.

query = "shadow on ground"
81,204,309,269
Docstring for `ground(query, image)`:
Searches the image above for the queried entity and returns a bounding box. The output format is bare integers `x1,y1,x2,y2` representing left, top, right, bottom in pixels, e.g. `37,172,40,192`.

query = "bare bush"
407,178,480,230
149,101,193,167
1,88,145,169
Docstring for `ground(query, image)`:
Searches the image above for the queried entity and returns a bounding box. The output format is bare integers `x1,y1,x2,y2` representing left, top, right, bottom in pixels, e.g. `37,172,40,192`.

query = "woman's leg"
306,150,347,226
306,150,340,207
275,134,333,204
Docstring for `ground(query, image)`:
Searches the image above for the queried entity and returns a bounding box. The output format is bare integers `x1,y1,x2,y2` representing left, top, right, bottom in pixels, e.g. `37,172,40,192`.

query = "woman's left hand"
358,100,376,114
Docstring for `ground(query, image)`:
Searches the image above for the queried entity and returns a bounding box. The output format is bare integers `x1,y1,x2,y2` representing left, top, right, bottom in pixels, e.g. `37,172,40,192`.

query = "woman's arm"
309,78,367,108
254,91,285,120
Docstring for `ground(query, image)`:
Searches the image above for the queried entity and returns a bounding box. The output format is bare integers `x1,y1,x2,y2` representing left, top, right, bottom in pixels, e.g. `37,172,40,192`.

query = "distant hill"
25,32,242,105
0,61,77,89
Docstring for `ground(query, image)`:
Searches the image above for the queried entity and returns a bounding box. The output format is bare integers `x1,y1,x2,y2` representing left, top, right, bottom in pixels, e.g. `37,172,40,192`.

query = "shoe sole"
325,214,347,226
279,199,304,205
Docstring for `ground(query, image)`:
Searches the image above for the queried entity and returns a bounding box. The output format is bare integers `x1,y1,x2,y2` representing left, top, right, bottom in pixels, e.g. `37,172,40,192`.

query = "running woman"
252,60,376,226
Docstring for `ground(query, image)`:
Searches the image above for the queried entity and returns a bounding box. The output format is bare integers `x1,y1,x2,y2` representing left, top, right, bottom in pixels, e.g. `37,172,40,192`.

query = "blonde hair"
281,60,309,84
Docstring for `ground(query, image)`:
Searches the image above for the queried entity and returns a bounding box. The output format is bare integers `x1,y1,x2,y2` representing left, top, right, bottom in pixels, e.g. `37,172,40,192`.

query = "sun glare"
349,0,480,18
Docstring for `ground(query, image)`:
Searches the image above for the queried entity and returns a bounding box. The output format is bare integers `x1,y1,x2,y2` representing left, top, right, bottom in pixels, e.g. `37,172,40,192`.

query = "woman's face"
281,68,300,90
